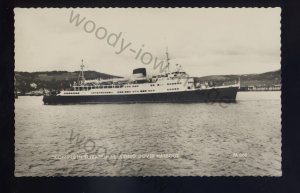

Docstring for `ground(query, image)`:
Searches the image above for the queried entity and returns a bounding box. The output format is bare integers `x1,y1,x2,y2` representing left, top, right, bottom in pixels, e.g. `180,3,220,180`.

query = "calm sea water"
15,92,281,176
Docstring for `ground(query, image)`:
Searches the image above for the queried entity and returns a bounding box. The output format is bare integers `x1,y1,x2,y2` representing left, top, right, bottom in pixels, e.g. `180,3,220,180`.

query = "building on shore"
239,84,281,91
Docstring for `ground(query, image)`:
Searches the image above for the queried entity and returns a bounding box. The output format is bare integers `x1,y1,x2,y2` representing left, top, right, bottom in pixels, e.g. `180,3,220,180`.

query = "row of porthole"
167,88,179,91
117,90,156,94
91,92,112,94
64,92,80,94
124,85,139,88
167,82,181,85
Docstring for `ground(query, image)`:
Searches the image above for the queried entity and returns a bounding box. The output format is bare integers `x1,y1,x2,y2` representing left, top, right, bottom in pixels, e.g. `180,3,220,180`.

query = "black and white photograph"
14,8,281,176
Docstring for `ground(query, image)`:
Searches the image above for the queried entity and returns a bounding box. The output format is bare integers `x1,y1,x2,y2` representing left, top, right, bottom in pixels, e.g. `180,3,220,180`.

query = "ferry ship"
43,52,239,105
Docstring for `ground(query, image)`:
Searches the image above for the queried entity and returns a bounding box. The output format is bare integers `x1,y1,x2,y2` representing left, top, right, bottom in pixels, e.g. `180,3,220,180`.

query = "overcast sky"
15,8,281,77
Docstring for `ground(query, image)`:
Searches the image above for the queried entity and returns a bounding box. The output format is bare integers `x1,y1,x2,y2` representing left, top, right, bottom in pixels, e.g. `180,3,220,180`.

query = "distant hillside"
194,70,281,87
15,69,281,94
15,71,121,94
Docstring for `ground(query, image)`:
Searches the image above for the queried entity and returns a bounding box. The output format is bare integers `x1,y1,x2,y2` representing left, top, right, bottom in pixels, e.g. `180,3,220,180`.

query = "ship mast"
78,59,85,85
166,47,170,73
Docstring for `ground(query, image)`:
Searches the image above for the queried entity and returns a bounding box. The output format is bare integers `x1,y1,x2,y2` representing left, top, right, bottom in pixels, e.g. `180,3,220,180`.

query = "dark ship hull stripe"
43,87,238,105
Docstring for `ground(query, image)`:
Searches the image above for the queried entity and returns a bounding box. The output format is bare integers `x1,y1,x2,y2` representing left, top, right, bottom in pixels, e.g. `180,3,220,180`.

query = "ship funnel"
132,68,146,78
